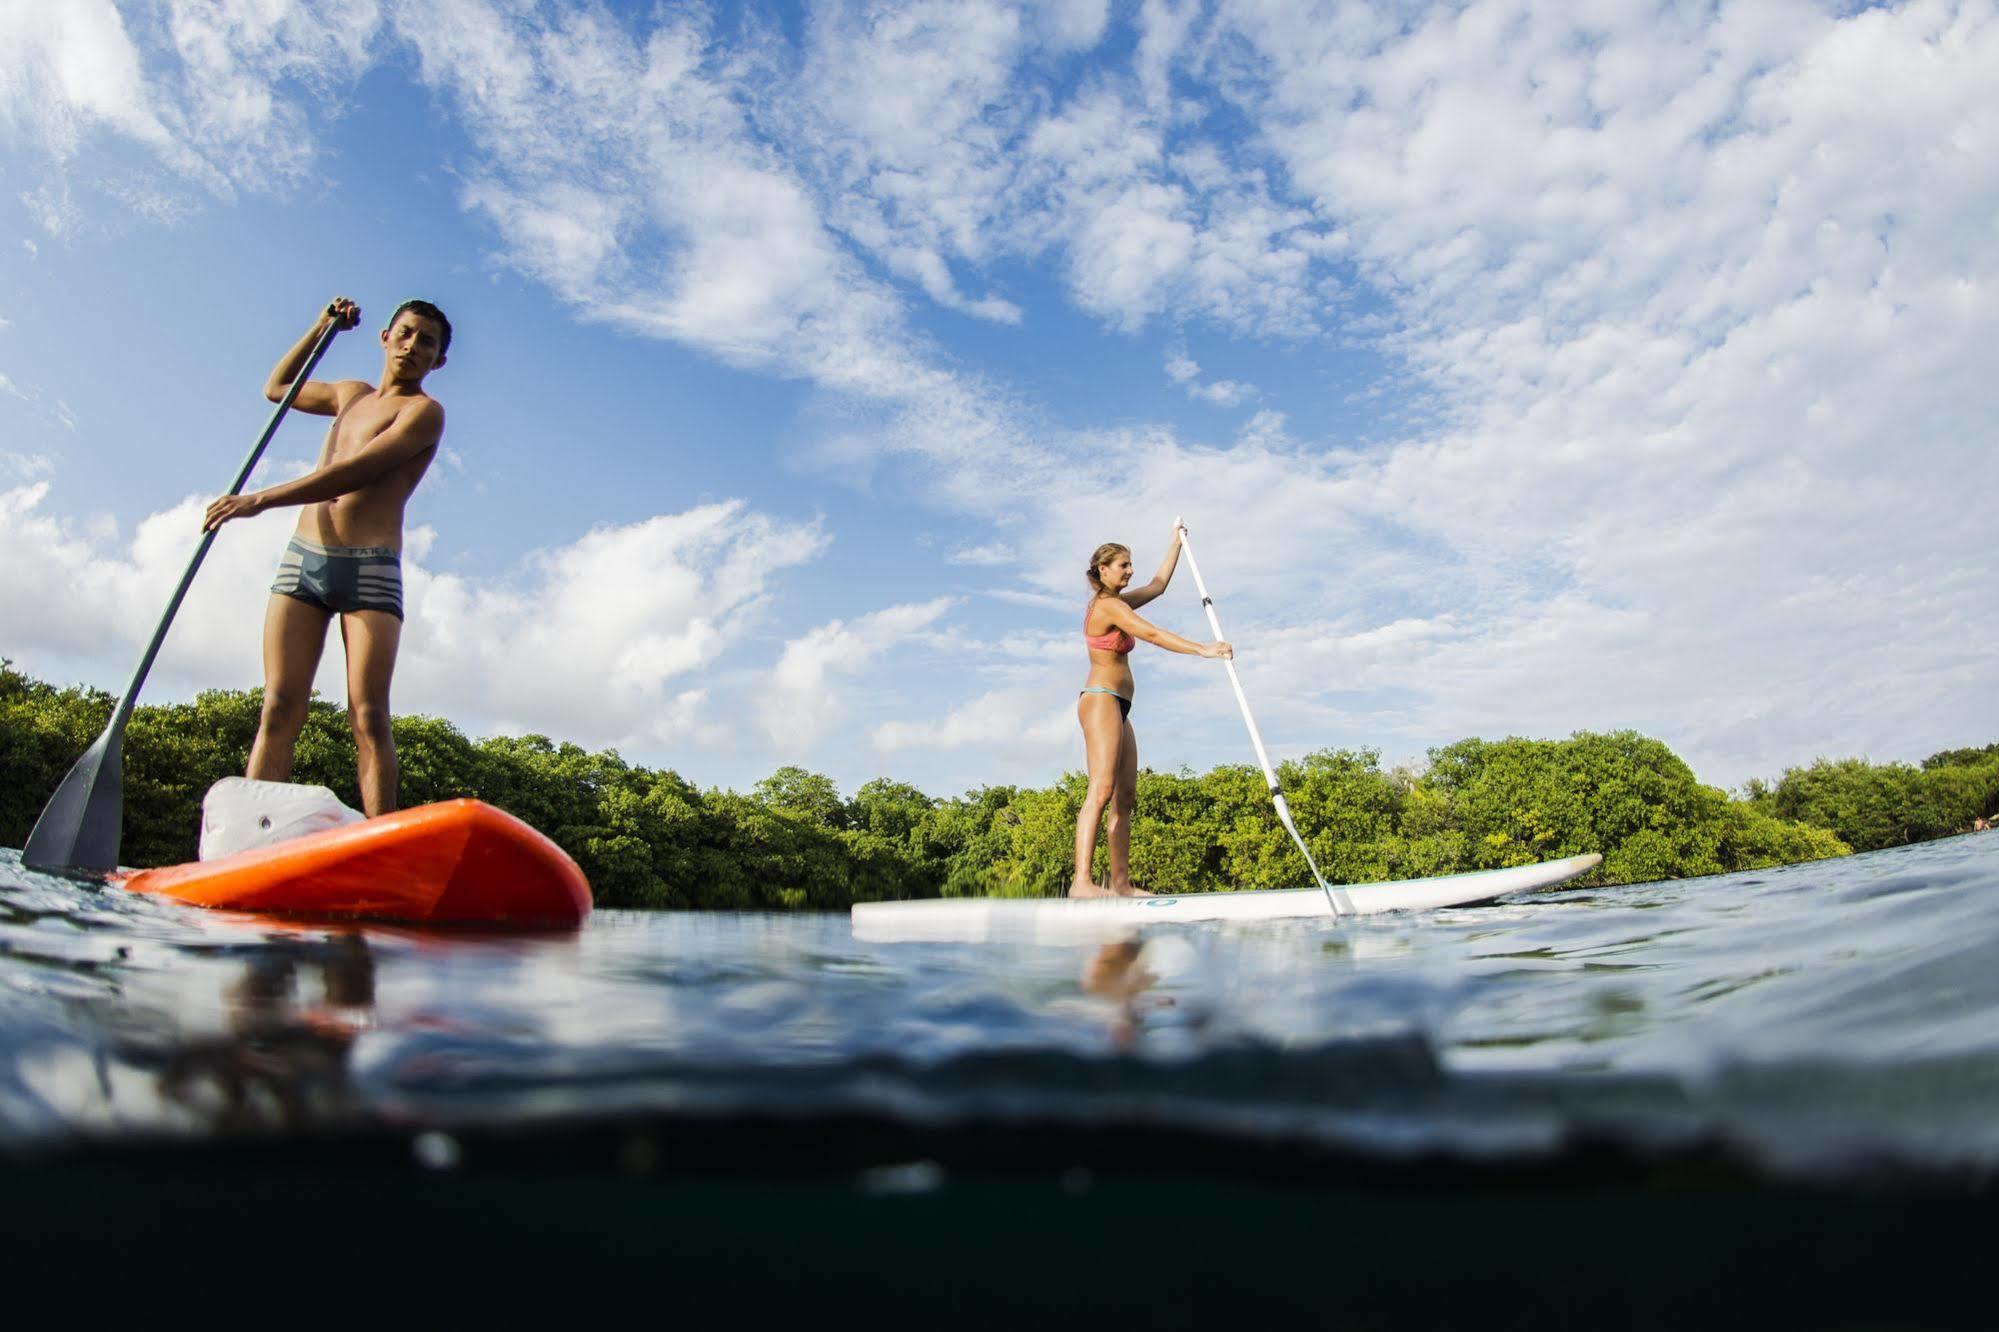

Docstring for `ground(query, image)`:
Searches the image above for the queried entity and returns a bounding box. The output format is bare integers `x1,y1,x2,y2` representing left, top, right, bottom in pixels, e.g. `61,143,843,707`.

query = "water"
4,831,1995,1187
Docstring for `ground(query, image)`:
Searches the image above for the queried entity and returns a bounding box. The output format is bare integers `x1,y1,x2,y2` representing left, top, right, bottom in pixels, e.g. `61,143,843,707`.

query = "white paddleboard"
851,853,1603,944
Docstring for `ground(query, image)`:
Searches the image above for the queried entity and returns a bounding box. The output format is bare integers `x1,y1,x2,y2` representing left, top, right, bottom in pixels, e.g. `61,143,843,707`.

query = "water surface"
3,833,1996,1185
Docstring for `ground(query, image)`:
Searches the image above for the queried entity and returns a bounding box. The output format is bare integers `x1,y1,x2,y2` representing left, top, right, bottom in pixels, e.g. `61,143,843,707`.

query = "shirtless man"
203,297,449,817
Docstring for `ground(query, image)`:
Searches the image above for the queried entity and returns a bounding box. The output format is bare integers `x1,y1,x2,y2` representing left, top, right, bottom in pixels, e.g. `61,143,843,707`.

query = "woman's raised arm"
1121,523,1184,609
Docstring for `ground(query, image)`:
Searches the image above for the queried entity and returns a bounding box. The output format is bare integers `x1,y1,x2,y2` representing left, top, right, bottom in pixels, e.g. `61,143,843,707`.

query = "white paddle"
1174,517,1354,917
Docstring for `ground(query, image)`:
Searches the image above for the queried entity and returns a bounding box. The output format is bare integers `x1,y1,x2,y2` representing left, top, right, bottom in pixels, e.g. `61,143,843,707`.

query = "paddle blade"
22,733,124,873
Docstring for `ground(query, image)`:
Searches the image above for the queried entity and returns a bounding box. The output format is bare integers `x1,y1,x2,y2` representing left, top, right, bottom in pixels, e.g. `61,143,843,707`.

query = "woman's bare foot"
1069,880,1154,899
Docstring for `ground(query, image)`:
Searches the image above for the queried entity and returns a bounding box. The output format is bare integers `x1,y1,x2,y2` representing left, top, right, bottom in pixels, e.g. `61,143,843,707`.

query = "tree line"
4,661,1994,910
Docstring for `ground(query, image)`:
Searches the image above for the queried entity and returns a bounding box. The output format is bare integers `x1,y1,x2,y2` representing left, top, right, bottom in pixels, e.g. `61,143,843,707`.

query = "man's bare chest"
328,396,405,458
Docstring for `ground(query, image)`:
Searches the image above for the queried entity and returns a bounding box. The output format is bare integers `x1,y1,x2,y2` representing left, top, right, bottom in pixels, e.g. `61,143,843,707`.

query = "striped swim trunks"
270,535,404,620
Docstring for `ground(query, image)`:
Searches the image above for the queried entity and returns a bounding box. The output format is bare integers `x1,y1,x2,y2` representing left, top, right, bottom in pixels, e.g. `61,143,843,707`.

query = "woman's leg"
1104,717,1147,894
1071,693,1127,897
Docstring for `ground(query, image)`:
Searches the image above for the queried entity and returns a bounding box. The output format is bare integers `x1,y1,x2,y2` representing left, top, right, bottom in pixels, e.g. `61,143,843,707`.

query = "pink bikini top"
1083,610,1136,655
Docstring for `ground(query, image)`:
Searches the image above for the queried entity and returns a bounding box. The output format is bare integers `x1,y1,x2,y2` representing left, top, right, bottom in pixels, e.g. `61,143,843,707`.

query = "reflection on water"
1079,940,1169,1052
3,833,1998,1185
148,932,375,1132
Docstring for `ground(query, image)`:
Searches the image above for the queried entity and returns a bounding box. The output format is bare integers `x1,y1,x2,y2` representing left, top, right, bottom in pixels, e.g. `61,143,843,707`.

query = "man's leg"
247,594,333,782
340,609,403,817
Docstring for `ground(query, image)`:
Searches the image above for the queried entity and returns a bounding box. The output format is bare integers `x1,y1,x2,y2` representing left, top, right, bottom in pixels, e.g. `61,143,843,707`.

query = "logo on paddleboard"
1141,898,1181,908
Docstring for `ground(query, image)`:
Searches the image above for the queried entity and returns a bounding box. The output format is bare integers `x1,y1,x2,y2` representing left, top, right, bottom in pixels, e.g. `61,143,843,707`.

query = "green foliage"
981,779,1084,899
0,661,112,851
8,662,1990,910
755,766,848,828
1923,744,1999,771
1759,753,1999,852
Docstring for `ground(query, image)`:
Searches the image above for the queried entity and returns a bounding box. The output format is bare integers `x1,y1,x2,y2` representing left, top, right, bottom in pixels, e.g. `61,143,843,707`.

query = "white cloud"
405,502,826,750
1178,0,1999,780
398,0,1022,499
1024,0,1110,53
948,540,1015,566
0,483,294,685
985,587,1075,614
0,482,825,756
1135,0,1204,114
2,451,53,480
1,0,385,210
1009,78,1337,334
757,2,1341,337
1190,380,1253,407
765,596,956,749
1233,408,1289,449
784,1,1031,323
0,1,172,162
0,367,79,438
1163,345,1256,406
873,686,1073,754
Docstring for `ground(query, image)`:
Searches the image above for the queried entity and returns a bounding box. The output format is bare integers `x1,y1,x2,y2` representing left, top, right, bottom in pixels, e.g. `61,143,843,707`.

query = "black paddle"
22,312,346,874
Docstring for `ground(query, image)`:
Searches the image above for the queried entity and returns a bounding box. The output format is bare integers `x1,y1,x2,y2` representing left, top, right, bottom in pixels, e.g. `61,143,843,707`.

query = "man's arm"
266,298,363,415
202,399,444,531
1121,523,1185,610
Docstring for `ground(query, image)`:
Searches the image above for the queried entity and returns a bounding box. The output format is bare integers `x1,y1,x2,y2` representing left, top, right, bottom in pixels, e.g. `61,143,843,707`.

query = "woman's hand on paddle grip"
1205,640,1233,660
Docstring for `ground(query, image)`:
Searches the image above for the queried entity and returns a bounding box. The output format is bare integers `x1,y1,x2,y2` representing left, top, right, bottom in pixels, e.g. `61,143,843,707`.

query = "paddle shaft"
1174,522,1355,917
131,320,342,711
23,318,343,872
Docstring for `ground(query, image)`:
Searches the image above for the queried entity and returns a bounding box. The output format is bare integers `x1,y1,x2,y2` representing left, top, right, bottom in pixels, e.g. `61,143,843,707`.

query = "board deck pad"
851,853,1602,944
117,798,592,928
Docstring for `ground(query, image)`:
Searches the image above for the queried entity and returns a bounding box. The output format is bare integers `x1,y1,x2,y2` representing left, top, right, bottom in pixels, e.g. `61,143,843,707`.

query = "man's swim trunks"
270,536,404,620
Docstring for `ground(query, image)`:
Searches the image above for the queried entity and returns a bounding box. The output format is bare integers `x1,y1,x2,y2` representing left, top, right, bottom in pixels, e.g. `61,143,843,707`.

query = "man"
203,296,450,817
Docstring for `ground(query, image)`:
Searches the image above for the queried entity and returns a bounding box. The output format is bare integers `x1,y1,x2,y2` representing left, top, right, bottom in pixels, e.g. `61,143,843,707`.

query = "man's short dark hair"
389,299,452,357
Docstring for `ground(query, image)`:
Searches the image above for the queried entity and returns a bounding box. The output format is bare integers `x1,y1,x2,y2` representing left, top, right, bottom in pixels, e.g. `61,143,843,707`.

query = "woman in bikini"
1074,526,1231,898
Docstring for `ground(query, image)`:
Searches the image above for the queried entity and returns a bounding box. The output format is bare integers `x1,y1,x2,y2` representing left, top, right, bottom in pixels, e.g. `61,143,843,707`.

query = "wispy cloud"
2,451,54,481
1164,345,1256,406
948,541,1016,567
2,0,384,215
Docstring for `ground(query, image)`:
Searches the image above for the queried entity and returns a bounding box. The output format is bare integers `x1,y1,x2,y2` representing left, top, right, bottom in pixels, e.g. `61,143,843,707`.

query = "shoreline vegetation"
4,661,1995,910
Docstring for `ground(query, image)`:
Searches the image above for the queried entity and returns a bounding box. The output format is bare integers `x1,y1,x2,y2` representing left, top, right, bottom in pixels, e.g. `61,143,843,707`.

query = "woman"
1073,526,1231,898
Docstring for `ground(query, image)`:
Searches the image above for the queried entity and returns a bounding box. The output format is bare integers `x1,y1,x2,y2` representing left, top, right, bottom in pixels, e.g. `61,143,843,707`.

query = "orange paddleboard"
118,799,591,927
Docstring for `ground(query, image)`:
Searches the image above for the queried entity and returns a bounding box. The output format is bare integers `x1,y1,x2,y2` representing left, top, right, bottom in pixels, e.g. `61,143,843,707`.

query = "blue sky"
3,0,1996,803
